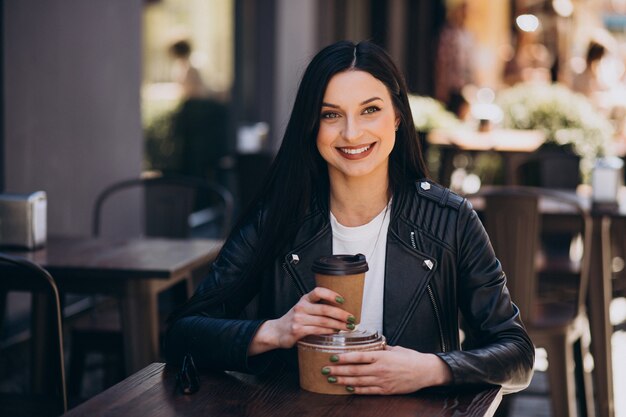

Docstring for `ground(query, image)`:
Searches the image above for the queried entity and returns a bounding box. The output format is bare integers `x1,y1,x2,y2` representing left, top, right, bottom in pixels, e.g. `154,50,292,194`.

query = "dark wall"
1,0,4,193
4,0,143,236
404,0,445,95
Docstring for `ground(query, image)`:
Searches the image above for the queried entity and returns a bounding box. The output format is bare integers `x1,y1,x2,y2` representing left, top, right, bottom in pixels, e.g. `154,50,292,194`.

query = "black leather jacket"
165,180,534,394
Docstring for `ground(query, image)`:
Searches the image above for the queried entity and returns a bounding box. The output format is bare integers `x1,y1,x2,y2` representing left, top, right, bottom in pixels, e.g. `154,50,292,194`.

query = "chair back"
482,189,540,324
92,174,234,239
0,253,67,416
477,187,591,323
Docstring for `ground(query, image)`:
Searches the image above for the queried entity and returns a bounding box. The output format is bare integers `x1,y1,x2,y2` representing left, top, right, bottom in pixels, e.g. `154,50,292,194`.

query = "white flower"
408,95,460,132
497,82,614,180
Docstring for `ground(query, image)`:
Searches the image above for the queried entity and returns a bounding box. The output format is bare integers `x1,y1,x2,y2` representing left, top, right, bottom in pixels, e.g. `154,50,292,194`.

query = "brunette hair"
250,40,427,258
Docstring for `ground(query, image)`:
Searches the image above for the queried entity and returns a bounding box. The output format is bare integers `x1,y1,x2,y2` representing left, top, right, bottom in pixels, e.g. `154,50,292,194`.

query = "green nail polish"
346,386,355,393
346,323,355,330
321,367,331,375
327,376,337,383
347,315,356,324
335,296,345,304
329,354,339,362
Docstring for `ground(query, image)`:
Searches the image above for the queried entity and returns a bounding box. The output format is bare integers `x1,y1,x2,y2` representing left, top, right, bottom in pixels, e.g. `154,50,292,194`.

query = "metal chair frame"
0,253,67,416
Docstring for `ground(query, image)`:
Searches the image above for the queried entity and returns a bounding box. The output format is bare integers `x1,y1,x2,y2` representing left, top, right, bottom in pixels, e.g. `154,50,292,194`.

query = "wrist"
248,320,279,356
427,353,453,386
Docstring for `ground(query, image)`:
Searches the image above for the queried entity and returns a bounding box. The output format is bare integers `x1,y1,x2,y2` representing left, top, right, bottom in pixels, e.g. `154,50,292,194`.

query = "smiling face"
317,70,398,184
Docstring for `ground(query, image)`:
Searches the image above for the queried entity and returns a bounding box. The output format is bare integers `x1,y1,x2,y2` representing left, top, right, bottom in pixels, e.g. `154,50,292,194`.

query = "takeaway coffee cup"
312,254,368,325
297,329,386,394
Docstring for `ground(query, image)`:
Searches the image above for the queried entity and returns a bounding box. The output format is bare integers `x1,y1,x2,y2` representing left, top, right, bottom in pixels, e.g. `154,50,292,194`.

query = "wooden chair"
67,173,233,399
478,186,594,417
610,217,626,330
0,253,67,416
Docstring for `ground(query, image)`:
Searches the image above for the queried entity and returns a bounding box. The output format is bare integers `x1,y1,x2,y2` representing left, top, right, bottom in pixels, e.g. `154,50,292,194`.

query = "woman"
165,40,534,395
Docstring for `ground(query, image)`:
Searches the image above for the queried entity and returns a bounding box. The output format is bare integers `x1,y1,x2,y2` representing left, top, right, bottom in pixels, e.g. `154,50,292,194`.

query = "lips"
336,143,376,159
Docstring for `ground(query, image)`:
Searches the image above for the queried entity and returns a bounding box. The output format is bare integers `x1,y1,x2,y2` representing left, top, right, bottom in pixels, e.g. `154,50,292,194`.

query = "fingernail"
335,296,345,304
346,323,355,330
321,367,331,375
329,355,339,362
347,315,356,324
346,386,355,393
327,376,337,383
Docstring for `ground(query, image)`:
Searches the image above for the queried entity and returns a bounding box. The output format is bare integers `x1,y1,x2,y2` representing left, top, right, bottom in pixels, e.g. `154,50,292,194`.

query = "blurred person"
503,29,553,86
573,40,607,97
169,39,210,99
435,0,475,116
165,40,534,396
167,39,230,192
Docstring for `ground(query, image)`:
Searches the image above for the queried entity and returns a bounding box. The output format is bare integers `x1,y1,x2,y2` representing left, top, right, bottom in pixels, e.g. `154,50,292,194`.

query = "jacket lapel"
383,228,438,345
282,212,332,295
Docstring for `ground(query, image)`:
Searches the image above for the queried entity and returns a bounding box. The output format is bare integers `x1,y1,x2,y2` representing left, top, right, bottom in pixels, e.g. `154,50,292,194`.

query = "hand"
248,287,355,355
324,345,453,395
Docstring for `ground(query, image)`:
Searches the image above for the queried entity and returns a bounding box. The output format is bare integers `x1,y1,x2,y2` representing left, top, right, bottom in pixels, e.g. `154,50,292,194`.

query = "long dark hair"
257,40,427,248
169,40,427,321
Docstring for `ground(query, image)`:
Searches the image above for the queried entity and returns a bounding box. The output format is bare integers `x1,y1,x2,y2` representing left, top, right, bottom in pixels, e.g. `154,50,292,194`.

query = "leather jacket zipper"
410,231,447,352
282,261,305,296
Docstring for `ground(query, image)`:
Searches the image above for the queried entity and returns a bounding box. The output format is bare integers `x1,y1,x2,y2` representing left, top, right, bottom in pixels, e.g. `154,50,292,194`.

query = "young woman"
165,40,534,395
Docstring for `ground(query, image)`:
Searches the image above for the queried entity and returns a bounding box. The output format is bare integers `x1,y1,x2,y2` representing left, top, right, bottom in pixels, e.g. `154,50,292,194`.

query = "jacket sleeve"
436,200,535,394
163,208,276,374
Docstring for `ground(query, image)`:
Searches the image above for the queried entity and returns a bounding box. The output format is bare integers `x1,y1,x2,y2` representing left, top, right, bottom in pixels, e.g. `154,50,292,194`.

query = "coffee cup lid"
311,254,369,275
299,329,383,347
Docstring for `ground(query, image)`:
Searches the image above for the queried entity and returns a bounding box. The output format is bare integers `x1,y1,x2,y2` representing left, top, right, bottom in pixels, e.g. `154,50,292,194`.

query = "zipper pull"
290,254,300,265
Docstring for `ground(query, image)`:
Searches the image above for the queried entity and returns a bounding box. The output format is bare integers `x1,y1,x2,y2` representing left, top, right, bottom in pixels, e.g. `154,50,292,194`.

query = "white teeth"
339,145,371,155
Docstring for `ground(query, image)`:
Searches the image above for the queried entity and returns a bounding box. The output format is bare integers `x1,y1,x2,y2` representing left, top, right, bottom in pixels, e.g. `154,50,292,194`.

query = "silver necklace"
367,201,390,262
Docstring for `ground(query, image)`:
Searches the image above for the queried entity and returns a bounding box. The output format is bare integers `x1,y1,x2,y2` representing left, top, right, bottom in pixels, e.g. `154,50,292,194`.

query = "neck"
329,171,390,227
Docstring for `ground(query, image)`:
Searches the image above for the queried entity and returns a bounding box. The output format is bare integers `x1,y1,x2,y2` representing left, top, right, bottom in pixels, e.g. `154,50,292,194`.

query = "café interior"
2,0,626,416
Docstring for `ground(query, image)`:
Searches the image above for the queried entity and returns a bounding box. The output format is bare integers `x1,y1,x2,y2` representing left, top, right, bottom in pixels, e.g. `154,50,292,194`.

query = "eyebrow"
321,97,383,108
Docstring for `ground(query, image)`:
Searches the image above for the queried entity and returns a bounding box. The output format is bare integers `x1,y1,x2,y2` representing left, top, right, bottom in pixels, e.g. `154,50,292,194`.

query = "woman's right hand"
248,287,355,355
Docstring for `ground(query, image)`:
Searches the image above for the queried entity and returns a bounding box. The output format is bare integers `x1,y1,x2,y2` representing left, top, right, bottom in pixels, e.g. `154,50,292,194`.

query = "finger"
292,313,353,333
326,364,378,377
293,301,355,328
332,375,379,387
350,385,386,395
306,287,345,306
333,351,381,364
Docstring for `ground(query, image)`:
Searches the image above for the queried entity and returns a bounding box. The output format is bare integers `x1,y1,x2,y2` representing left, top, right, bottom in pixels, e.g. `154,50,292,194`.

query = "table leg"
121,280,160,374
588,215,615,417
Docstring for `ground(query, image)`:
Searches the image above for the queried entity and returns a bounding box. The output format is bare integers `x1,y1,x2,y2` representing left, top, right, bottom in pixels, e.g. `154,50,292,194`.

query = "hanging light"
516,14,540,32
553,0,574,17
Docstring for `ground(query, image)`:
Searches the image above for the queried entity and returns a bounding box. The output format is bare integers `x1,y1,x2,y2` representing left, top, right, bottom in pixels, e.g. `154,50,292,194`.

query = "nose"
342,116,362,142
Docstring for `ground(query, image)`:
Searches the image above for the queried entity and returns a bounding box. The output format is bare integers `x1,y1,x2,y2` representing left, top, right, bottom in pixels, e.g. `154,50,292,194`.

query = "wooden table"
62,362,503,417
428,128,545,186
469,187,625,417
7,236,222,373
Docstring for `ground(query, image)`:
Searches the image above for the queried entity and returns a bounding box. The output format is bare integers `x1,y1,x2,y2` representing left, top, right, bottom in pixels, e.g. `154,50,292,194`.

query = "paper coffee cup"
297,330,386,395
312,254,368,324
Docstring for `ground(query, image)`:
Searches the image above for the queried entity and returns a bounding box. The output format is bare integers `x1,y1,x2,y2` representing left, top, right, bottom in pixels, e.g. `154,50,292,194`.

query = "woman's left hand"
324,345,452,395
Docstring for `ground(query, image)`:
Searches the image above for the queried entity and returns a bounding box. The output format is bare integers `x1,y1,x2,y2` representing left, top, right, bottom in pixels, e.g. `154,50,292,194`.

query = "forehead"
323,70,391,102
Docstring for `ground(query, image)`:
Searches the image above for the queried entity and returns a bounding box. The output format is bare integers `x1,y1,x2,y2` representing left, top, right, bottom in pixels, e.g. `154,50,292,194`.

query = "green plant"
497,82,614,178
408,95,460,132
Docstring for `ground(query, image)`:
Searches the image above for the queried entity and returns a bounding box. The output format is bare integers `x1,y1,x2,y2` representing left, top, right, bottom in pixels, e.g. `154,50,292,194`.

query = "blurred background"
4,0,626,237
3,0,626,415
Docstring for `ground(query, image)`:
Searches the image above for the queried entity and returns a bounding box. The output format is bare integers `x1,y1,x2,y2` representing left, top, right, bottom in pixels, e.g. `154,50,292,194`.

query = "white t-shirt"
330,202,390,334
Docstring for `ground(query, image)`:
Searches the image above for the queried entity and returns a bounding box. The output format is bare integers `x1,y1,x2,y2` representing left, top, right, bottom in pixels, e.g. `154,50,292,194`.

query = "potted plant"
496,82,614,182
